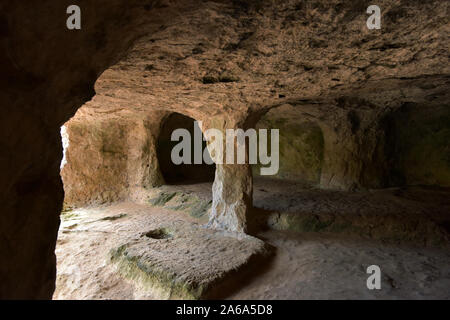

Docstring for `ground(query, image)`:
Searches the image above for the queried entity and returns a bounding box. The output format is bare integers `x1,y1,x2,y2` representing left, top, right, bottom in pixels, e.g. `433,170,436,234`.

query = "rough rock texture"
54,202,269,299
110,221,267,299
61,109,166,207
254,108,325,183
228,230,450,300
54,192,450,300
0,0,161,299
254,87,450,190
253,178,450,247
141,179,450,247
208,163,253,233
1,0,449,299
62,0,450,205
146,184,213,222
385,102,450,186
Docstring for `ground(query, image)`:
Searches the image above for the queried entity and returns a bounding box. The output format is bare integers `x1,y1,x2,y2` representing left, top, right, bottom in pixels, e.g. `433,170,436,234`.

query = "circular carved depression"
145,228,174,240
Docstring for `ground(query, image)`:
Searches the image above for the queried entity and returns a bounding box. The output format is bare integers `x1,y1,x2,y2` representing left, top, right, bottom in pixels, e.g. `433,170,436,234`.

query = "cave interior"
1,0,449,300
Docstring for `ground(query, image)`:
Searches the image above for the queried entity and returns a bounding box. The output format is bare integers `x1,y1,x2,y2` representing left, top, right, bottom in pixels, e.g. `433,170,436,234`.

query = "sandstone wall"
0,0,163,298
254,99,450,190
385,102,450,187
254,116,324,184
1,0,449,299
61,112,165,208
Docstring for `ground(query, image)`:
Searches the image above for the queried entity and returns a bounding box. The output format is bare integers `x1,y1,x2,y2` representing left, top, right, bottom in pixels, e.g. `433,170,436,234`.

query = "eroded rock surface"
55,202,269,300
110,222,268,299
2,0,449,298
54,200,450,300
62,0,450,212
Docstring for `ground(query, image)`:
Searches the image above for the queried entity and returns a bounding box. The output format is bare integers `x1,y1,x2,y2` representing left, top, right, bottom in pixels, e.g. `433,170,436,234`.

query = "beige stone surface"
54,202,269,299
61,0,450,229
2,0,449,298
53,199,450,300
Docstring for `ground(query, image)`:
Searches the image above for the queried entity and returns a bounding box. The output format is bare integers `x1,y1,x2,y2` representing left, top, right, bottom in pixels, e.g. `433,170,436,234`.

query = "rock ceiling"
75,0,449,125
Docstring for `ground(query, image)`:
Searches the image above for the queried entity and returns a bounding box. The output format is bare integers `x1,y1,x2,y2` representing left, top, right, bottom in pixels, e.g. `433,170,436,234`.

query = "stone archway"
157,112,216,185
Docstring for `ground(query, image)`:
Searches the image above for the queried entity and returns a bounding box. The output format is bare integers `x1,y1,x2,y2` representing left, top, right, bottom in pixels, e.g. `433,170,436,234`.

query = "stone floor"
109,216,269,299
54,203,269,299
54,180,450,300
139,178,450,246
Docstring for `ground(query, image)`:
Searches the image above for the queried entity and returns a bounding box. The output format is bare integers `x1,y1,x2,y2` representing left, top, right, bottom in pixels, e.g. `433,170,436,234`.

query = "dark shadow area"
157,112,216,185
204,242,276,300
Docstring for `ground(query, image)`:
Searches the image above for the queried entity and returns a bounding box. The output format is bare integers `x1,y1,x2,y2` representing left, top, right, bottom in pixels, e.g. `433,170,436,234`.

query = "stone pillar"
202,117,253,233
209,163,253,233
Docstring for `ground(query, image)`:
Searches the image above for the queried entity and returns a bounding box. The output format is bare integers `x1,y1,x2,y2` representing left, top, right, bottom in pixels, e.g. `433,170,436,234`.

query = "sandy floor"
229,231,450,299
54,182,450,299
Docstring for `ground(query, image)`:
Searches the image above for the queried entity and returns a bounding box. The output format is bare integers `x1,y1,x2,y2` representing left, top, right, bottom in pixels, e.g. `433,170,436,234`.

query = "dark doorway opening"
157,112,215,184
